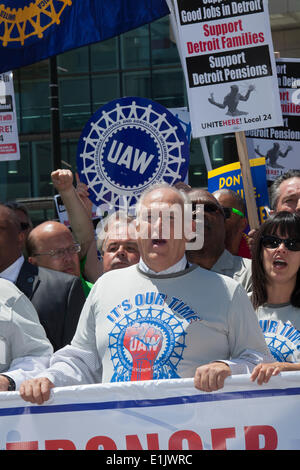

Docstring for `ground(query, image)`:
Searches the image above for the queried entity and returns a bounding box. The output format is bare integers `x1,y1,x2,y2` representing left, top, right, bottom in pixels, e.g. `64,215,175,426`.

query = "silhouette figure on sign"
208,84,255,116
255,142,293,169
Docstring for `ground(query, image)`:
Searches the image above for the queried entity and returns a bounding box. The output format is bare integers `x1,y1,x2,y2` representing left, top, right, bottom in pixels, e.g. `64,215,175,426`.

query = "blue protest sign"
207,157,270,225
76,97,190,210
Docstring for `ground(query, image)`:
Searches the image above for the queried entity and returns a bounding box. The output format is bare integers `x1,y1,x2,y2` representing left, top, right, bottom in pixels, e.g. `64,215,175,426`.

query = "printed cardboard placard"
0,71,20,161
171,0,283,137
207,157,270,225
246,58,300,181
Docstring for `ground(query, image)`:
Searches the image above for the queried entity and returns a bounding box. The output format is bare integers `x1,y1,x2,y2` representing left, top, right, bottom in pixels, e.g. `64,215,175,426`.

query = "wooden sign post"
235,131,260,230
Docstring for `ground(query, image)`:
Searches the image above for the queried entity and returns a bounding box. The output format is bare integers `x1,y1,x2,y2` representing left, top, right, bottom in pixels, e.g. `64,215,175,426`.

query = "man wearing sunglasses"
0,204,86,351
213,188,251,259
186,189,252,293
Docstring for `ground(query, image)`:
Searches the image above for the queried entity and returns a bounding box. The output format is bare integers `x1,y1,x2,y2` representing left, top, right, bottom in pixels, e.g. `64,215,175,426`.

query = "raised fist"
123,322,163,381
51,169,74,193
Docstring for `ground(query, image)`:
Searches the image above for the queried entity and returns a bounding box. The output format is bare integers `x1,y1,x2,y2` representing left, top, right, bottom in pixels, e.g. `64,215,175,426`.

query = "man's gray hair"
135,182,189,219
96,211,135,254
269,169,300,210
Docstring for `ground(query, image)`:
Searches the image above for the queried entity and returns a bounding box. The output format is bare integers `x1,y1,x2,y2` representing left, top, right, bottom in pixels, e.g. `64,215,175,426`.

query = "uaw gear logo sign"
0,0,72,47
76,97,190,210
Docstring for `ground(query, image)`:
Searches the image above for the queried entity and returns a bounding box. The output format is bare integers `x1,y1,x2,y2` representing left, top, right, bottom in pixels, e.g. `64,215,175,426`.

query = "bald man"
0,204,86,351
27,221,81,277
26,220,93,297
213,188,250,259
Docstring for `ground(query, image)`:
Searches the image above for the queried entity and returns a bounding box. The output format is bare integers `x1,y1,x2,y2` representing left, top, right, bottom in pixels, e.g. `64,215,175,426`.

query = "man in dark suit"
0,204,86,351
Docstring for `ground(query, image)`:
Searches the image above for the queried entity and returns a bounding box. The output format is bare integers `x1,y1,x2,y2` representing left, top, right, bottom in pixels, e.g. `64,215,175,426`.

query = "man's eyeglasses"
221,207,245,219
261,235,300,252
192,202,225,219
33,244,81,259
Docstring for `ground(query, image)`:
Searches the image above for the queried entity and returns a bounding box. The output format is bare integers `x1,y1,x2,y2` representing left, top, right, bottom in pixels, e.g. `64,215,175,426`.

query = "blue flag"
0,0,170,73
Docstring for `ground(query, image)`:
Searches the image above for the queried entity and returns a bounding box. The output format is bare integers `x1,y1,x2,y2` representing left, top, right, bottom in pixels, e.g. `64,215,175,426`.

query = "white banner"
0,71,20,162
1,374,300,451
170,0,283,138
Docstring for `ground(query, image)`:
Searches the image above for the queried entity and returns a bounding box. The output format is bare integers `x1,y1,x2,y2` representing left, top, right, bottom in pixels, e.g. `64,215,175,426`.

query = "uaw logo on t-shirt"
107,291,200,382
76,97,190,210
259,319,300,362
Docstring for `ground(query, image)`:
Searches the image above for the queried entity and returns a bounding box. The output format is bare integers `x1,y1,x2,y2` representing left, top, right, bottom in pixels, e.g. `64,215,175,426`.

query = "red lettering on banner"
85,436,117,450
126,433,160,450
6,441,39,450
146,433,160,450
4,425,279,450
126,434,143,450
211,427,236,450
244,425,278,450
45,439,76,450
168,430,203,450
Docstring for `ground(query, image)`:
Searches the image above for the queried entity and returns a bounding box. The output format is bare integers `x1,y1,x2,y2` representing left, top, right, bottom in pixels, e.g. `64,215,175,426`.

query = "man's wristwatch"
0,374,16,391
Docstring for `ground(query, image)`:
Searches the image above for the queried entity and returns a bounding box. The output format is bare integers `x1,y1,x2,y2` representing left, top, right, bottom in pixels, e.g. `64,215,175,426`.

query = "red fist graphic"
123,322,163,381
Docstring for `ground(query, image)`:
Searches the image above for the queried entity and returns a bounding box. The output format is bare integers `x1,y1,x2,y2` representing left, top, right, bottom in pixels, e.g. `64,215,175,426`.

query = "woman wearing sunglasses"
250,211,300,384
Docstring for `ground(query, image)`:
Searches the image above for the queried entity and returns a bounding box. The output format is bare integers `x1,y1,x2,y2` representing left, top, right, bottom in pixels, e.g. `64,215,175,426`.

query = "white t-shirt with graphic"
39,264,272,387
256,303,300,363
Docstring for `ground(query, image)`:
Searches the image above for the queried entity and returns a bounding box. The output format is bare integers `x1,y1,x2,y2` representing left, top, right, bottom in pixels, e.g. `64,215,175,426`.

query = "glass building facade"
1,3,299,224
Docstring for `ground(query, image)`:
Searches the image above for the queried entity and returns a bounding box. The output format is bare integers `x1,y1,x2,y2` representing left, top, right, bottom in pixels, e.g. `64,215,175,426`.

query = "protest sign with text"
207,157,270,225
0,71,20,161
171,0,283,137
246,58,300,181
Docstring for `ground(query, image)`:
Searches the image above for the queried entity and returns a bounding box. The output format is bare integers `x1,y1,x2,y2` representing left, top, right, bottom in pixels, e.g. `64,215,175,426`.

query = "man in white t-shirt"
19,183,271,404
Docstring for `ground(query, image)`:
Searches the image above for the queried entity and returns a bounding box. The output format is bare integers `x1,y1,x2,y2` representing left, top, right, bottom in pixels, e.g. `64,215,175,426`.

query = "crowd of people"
0,168,299,405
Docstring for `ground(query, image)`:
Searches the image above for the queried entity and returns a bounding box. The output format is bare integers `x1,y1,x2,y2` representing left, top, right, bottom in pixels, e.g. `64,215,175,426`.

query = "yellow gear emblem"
0,0,72,46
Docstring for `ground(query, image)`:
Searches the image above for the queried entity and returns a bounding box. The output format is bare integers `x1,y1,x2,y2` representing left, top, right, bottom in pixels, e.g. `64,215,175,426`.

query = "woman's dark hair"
251,211,300,310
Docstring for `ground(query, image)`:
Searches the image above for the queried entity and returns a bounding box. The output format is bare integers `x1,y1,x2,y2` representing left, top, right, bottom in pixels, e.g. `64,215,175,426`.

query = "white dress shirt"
0,278,53,389
138,255,188,276
0,255,24,283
